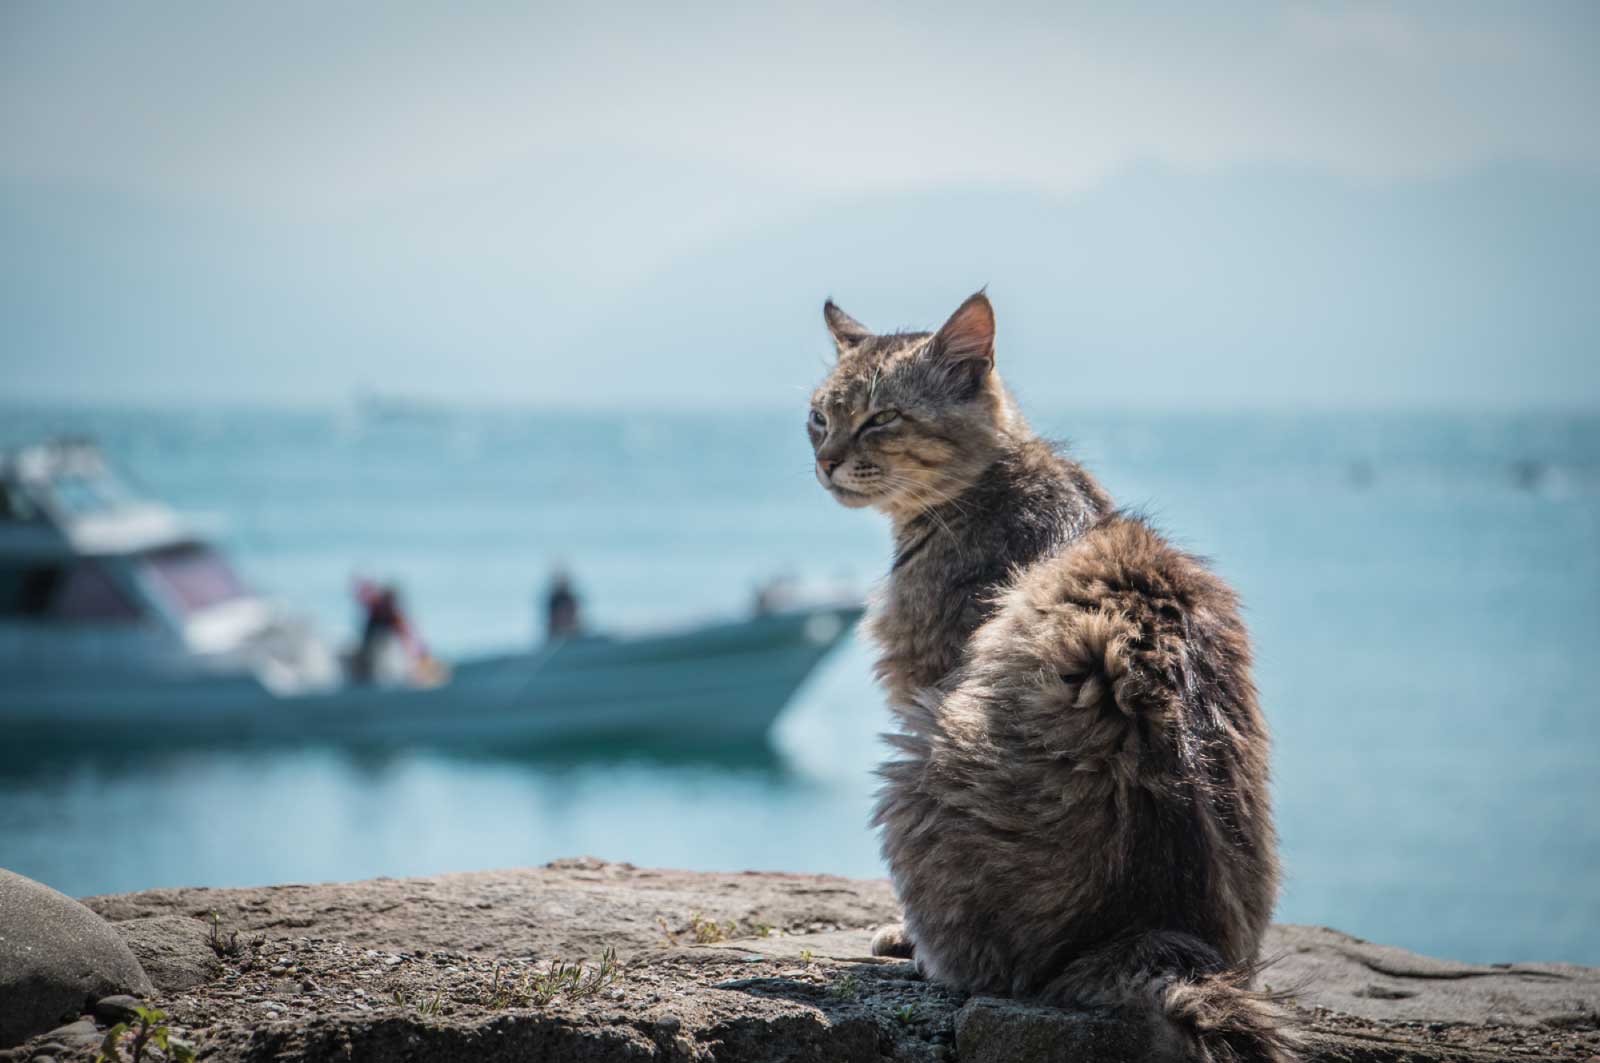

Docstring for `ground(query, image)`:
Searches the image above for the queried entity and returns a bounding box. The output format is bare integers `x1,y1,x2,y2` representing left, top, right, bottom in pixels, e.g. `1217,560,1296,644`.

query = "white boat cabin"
0,439,337,694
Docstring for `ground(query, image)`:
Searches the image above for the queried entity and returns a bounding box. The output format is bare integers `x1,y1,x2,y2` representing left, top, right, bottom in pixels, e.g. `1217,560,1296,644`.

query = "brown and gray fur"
808,293,1294,1062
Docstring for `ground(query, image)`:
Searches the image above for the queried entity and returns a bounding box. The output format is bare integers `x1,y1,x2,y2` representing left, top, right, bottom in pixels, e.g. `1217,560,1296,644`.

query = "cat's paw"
871,923,916,959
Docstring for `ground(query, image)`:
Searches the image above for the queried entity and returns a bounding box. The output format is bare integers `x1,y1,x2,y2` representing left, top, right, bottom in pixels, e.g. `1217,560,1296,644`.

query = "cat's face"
808,293,1011,519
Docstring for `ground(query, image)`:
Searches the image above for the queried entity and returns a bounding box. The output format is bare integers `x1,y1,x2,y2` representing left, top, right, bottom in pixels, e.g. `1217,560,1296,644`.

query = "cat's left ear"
929,291,995,393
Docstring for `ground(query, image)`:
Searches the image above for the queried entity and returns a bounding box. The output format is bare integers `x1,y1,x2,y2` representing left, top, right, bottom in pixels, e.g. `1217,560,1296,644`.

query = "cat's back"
997,512,1271,794
982,511,1277,953
1008,509,1256,681
879,510,1278,991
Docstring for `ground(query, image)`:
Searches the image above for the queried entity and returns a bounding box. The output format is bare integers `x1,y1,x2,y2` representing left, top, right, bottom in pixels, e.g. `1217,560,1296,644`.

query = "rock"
186,942,947,1063
44,863,1600,1062
111,915,223,992
1261,924,1600,1028
93,995,142,1023
700,927,884,964
954,997,1157,1063
39,1020,100,1048
80,860,900,960
0,869,153,1048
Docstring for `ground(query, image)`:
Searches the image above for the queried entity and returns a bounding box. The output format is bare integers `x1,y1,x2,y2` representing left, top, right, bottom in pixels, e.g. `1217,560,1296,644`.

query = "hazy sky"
3,2,1597,407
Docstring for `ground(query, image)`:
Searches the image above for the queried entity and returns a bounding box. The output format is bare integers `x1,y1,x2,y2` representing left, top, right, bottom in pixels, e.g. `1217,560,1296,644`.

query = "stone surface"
91,995,142,1023
955,997,1154,1063
949,994,1589,1063
0,868,153,1048
37,1020,102,1051
109,915,224,992
82,856,899,960
650,924,1600,1036
9,860,1584,1062
1261,924,1600,1029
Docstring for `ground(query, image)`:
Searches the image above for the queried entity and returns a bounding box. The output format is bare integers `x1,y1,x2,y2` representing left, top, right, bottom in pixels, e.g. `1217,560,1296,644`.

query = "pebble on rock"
93,995,143,1023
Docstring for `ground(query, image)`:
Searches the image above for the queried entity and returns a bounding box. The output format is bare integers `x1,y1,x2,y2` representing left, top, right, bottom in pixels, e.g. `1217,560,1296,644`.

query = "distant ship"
0,439,860,749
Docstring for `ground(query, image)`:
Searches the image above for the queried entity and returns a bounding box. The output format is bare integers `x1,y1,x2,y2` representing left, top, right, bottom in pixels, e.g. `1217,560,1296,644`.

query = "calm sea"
1,403,1596,965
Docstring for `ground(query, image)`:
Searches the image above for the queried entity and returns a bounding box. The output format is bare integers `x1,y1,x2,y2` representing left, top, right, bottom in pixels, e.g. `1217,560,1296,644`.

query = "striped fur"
808,293,1294,1062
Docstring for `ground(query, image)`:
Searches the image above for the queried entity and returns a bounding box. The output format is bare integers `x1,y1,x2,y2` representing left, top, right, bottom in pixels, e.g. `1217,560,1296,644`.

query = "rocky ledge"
4,859,1597,1062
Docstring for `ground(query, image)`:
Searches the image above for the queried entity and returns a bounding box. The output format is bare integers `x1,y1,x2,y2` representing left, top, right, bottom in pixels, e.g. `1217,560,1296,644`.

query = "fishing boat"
0,439,861,748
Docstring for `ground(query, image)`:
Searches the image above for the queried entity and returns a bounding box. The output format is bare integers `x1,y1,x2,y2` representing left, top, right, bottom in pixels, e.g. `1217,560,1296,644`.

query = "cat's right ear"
927,291,995,396
824,300,872,353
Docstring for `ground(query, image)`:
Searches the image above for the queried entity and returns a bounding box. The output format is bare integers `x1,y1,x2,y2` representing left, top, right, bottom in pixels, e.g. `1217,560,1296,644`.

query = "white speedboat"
0,439,860,748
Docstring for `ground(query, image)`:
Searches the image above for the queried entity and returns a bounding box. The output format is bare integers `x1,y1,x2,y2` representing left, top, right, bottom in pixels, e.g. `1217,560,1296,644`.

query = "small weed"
95,1007,195,1063
204,911,264,965
391,988,445,1016
827,973,862,1001
753,922,774,938
489,963,515,1009
895,1003,921,1026
688,913,736,945
799,949,814,966
660,913,740,945
206,911,243,958
529,947,623,1005
487,948,623,1009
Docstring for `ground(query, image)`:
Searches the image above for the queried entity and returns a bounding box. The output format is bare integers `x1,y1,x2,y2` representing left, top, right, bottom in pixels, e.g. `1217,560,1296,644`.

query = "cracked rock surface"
1,859,1591,1062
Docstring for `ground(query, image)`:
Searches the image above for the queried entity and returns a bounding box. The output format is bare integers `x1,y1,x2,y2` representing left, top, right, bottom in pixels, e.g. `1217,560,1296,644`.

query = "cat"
808,292,1294,1062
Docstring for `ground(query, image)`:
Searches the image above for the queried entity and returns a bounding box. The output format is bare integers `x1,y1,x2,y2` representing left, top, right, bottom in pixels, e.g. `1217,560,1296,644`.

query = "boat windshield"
50,472,132,517
142,542,250,614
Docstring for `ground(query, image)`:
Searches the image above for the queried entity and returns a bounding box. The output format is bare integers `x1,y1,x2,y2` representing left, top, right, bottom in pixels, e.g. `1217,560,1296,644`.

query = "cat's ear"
824,300,872,352
928,291,995,394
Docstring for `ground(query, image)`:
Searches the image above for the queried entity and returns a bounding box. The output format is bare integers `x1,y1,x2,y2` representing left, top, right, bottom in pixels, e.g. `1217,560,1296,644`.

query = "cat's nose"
818,458,842,480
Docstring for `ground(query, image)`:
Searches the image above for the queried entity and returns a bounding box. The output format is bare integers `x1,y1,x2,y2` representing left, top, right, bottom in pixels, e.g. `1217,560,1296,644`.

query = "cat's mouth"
827,483,879,509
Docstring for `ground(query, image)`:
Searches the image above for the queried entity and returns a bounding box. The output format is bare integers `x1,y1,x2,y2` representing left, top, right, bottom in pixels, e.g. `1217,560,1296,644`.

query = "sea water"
0,403,1595,965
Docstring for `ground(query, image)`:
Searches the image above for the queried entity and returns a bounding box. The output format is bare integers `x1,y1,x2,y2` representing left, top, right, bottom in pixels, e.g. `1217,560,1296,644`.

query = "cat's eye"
865,409,901,429
809,409,827,429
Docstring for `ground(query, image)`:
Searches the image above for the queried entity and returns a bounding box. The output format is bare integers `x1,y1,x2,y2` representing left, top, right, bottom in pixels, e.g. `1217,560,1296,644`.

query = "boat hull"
0,607,861,750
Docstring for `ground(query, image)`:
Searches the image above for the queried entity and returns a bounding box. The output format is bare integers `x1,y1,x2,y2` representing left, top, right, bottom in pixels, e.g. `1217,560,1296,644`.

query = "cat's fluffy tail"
1042,931,1299,1063
1155,968,1299,1063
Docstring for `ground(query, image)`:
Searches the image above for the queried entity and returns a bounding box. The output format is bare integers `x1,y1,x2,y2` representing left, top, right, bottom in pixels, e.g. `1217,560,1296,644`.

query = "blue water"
1,404,1596,966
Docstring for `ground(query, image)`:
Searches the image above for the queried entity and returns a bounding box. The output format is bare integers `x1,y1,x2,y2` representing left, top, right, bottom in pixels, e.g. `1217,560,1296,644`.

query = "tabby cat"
808,292,1294,1062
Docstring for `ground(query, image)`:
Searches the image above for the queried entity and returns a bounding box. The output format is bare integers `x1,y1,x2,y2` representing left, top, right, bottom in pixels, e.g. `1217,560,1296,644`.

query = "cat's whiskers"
877,472,965,550
886,472,981,551
880,470,975,520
